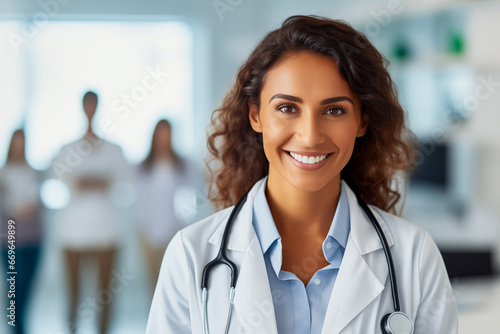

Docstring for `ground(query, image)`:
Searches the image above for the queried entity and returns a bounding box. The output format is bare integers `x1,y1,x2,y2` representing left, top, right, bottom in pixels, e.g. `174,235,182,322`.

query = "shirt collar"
252,177,280,255
327,181,350,249
252,177,350,258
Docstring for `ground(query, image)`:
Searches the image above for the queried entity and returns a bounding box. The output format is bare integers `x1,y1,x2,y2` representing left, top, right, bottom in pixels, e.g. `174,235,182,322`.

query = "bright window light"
40,178,71,209
0,21,24,167
1,20,193,169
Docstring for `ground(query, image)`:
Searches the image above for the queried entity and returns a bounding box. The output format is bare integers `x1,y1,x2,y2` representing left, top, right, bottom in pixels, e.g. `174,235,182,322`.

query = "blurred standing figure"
0,129,43,334
51,91,130,334
134,120,200,291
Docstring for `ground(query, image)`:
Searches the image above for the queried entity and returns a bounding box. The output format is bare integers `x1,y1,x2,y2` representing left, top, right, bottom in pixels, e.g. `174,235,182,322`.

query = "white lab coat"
146,179,458,334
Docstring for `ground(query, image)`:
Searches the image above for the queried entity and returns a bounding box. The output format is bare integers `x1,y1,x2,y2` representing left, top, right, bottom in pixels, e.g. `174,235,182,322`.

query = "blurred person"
0,129,43,334
51,91,130,334
134,119,203,292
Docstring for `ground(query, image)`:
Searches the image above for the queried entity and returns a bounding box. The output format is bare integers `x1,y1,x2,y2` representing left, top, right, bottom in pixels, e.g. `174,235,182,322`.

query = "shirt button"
314,278,321,286
326,242,332,249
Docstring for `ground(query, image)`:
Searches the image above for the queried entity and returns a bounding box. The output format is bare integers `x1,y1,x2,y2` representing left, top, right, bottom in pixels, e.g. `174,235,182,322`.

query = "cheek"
332,125,359,155
261,116,289,148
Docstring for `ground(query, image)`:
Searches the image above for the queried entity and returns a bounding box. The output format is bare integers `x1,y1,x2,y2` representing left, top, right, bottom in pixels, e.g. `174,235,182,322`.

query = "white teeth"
289,152,328,164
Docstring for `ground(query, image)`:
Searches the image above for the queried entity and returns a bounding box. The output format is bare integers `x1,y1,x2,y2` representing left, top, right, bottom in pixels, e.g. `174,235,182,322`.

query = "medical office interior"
1,0,499,333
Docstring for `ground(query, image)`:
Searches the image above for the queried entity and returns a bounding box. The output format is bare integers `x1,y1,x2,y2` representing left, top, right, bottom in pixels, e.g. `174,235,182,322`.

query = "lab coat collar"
207,178,264,252
207,178,395,254
209,178,394,255
207,178,278,333
321,182,395,333
207,178,396,333
343,182,395,254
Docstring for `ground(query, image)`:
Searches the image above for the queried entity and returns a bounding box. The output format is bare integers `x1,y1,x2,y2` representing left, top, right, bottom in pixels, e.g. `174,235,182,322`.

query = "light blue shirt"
252,179,350,334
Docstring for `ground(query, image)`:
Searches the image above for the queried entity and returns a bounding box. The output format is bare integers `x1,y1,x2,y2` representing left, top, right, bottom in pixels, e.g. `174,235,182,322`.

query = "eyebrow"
269,93,354,105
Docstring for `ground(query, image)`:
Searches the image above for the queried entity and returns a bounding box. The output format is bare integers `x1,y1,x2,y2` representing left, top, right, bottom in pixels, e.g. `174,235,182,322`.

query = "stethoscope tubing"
355,194,401,312
201,189,413,334
201,195,247,334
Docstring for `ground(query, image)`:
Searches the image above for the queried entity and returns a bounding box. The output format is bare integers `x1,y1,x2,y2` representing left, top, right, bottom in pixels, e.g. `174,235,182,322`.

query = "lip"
287,151,331,157
284,150,333,171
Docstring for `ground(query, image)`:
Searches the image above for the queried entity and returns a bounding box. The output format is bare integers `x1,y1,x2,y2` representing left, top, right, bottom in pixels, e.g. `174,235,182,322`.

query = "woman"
0,130,43,334
134,119,200,292
146,16,458,334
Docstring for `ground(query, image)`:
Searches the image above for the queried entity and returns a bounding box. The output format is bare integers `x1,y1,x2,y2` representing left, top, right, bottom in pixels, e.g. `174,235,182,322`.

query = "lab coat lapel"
208,179,265,252
208,179,278,333
321,183,392,334
321,236,386,334
233,234,278,334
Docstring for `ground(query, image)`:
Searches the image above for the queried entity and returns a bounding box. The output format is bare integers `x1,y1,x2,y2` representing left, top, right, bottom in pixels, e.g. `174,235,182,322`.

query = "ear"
356,112,369,137
248,101,262,133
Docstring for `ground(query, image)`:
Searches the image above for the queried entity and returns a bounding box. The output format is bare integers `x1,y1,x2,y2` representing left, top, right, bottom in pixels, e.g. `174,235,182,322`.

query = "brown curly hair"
207,15,416,213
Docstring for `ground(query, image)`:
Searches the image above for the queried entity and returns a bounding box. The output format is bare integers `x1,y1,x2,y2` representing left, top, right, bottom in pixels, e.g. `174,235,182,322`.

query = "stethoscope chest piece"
381,311,414,334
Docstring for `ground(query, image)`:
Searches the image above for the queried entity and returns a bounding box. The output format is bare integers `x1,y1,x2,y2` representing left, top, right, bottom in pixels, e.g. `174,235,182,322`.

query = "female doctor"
146,15,458,334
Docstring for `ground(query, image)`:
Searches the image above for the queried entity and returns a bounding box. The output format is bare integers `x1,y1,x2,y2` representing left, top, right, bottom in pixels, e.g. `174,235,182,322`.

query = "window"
0,20,194,169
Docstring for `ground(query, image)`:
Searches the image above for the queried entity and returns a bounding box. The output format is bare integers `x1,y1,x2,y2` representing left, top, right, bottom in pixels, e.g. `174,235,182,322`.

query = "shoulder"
371,209,458,331
176,206,234,248
97,139,123,153
54,139,77,154
370,206,441,269
371,206,446,274
372,206,428,245
158,206,235,285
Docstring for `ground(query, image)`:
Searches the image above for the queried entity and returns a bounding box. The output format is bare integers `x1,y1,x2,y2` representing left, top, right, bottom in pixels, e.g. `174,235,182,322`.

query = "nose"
295,113,326,147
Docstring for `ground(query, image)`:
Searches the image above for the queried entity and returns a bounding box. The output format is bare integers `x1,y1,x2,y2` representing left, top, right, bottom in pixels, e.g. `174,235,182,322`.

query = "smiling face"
249,51,368,194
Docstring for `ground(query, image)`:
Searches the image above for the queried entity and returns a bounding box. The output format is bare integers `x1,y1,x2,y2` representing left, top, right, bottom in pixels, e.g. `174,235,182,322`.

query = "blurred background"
1,0,499,333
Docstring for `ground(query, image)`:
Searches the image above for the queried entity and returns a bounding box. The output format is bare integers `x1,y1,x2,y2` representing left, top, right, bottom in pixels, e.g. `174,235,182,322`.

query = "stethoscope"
201,191,414,334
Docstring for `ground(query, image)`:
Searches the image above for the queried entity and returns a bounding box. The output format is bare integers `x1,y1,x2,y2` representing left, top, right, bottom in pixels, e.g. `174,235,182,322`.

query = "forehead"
261,51,358,104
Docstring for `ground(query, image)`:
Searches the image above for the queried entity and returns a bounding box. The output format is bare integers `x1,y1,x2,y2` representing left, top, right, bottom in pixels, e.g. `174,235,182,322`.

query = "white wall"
2,0,500,213
0,0,268,162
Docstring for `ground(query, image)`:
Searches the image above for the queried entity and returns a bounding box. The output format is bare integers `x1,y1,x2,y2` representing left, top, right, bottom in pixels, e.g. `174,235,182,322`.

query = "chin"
286,172,340,193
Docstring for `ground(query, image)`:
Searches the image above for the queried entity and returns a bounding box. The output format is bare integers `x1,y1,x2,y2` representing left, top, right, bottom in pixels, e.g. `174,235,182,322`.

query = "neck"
9,158,26,165
86,127,96,137
155,150,173,160
265,169,341,239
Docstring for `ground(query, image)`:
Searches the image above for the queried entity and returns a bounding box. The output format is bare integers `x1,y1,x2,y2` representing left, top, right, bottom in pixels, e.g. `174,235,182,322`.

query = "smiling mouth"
287,151,332,164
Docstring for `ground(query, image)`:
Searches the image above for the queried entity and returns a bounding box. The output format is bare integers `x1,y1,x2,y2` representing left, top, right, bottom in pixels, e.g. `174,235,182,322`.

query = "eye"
277,104,297,114
325,106,347,116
